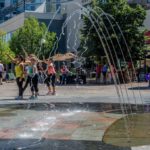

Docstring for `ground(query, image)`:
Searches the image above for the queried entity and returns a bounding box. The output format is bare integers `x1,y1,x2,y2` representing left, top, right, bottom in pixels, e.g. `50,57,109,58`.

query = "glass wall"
25,0,44,11
46,0,63,14
0,0,5,8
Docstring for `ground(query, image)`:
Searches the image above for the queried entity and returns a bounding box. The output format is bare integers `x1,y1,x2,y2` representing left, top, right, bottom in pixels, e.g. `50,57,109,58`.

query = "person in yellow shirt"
7,54,25,100
15,55,25,99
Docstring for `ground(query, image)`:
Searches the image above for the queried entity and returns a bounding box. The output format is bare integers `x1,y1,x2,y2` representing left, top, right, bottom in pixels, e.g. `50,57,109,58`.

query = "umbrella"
63,52,77,60
52,54,65,61
52,52,76,61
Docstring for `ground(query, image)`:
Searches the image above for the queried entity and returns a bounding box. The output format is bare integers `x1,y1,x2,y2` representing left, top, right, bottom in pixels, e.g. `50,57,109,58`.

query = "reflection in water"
19,133,33,138
61,110,83,116
31,127,49,132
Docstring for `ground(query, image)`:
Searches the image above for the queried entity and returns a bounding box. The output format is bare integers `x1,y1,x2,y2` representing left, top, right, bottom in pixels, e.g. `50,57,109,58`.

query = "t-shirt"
48,64,56,75
61,66,68,74
102,65,108,73
27,65,38,77
0,63,4,72
15,64,24,78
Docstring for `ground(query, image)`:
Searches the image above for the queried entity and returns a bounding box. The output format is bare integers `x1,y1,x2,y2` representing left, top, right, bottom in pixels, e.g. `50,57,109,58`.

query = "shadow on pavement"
0,139,131,150
128,86,150,90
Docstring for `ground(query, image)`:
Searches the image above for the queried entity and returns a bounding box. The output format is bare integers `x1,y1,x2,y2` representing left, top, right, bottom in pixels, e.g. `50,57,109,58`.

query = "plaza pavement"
0,82,149,150
0,81,149,104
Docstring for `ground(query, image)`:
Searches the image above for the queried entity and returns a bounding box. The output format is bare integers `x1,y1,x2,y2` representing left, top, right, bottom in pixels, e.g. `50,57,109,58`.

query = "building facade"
128,0,150,8
0,0,5,8
0,0,92,53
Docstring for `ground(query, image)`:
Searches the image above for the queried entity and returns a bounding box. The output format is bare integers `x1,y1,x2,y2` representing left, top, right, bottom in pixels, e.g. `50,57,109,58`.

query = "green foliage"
0,31,15,63
81,0,146,63
9,16,56,59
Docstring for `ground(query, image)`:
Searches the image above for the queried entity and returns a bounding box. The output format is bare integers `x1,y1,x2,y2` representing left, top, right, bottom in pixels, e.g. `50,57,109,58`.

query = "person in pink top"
60,64,69,85
44,58,56,95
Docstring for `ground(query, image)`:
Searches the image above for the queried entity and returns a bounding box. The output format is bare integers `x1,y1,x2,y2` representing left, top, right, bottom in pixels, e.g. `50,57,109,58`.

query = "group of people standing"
6,54,56,100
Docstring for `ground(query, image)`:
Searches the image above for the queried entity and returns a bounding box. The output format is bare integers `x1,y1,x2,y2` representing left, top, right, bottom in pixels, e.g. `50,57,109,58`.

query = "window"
0,2,4,8
56,0,61,13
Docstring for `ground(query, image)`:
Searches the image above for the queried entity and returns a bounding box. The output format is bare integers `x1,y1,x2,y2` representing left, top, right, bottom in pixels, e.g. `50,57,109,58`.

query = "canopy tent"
52,52,77,61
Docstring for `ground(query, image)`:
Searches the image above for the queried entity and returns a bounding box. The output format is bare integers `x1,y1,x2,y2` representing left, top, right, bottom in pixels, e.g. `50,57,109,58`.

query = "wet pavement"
0,82,150,149
0,103,128,150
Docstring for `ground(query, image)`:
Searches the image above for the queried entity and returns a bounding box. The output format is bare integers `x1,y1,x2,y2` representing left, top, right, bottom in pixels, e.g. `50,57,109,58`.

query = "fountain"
0,0,149,150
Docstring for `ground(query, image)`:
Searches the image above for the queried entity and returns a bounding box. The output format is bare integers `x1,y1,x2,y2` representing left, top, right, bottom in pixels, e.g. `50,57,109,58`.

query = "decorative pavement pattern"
0,104,127,150
0,82,149,149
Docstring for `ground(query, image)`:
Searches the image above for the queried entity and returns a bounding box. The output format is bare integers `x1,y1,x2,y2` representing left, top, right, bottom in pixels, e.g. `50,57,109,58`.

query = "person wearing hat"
0,60,4,85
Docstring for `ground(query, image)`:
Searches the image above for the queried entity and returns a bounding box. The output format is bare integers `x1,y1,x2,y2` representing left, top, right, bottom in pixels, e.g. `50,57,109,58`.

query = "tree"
80,0,146,64
9,16,56,59
0,31,15,63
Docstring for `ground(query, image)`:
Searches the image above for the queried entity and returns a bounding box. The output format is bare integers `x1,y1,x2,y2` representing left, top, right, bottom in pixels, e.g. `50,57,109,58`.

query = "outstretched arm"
6,54,16,63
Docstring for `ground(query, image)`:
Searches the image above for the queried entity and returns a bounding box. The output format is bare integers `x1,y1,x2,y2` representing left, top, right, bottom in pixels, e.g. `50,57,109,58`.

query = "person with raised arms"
6,54,25,100
44,58,56,95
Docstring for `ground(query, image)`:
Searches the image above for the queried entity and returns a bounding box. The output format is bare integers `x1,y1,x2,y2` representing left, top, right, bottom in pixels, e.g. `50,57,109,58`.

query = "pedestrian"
5,70,9,83
28,57,39,99
102,63,108,84
23,53,38,91
60,63,69,85
136,67,141,83
0,60,4,85
44,58,56,95
7,55,25,100
96,64,102,83
37,62,45,84
110,64,116,84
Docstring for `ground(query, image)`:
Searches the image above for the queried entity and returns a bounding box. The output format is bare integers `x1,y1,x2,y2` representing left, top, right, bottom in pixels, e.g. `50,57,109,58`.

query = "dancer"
7,55,25,100
28,57,39,99
44,58,56,95
0,60,4,85
23,53,38,91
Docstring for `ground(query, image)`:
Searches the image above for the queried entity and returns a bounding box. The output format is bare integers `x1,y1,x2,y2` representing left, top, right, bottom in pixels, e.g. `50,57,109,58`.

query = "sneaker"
29,95,35,100
51,92,56,95
46,91,51,95
15,96,23,100
34,95,38,100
